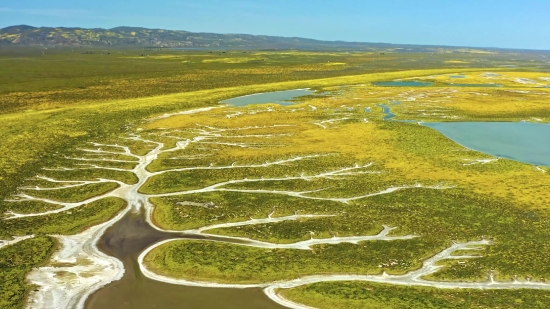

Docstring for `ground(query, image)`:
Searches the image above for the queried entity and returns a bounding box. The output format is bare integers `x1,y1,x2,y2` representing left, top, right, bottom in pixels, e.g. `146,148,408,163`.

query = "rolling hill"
0,25,479,51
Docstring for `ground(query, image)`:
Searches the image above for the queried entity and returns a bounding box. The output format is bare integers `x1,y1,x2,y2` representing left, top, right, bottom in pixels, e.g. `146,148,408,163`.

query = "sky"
1,0,549,50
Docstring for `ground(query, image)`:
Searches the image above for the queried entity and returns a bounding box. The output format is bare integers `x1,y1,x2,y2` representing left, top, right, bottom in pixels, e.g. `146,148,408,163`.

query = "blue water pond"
221,89,314,106
424,122,550,167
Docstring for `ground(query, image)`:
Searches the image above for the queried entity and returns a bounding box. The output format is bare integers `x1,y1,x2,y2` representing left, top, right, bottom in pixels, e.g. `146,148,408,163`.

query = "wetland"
3,47,550,309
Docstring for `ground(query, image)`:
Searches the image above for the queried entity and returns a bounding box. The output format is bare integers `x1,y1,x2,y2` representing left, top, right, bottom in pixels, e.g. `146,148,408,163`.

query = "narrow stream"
85,211,285,309
378,103,416,122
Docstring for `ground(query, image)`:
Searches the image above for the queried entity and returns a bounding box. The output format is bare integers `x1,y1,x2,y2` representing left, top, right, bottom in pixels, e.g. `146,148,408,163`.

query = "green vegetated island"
2,26,550,309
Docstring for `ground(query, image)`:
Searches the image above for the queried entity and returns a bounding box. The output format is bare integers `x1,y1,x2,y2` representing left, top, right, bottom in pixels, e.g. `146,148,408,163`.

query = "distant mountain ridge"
2,25,543,52
0,25,467,51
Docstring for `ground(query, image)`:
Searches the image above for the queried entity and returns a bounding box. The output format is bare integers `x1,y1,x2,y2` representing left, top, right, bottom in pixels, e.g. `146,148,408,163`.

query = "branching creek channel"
13,90,550,309
85,210,285,309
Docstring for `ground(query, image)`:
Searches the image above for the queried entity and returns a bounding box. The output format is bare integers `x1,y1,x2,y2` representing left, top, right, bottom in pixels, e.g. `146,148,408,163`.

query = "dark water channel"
85,211,285,309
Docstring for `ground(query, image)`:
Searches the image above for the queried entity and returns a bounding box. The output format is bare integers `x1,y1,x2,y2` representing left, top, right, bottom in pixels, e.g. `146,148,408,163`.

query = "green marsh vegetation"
2,200,62,214
280,281,550,309
0,197,125,237
151,192,355,231
143,78,550,290
0,46,506,213
39,168,138,185
2,47,534,113
2,45,550,308
147,188,550,284
144,238,431,283
17,182,119,203
0,236,57,309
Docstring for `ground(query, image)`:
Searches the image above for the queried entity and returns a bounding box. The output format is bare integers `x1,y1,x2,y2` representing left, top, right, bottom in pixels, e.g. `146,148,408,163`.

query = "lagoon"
221,89,313,106
424,122,550,167
379,103,550,167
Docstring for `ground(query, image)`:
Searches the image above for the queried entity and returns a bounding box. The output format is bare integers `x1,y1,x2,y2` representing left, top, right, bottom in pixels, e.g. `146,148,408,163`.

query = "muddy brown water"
85,211,285,309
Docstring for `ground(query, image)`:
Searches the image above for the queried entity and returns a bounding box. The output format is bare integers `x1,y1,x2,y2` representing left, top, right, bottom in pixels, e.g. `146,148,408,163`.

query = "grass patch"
0,236,57,309
0,197,126,237
18,182,119,203
280,281,550,309
144,238,434,283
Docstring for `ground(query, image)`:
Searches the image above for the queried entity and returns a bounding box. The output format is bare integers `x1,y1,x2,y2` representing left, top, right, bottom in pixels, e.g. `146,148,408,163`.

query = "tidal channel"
85,211,285,309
